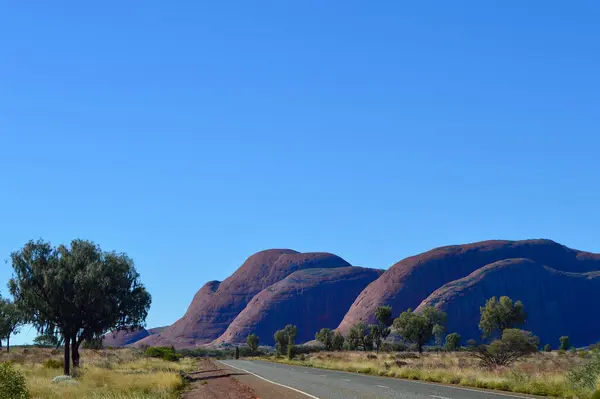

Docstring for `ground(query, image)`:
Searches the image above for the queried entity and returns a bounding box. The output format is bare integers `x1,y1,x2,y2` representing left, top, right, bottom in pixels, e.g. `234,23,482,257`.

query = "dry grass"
0,347,196,399
270,351,600,398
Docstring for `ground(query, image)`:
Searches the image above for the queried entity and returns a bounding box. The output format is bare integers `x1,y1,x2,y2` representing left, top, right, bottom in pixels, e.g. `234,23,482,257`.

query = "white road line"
318,374,327,377
342,379,350,382
397,377,533,399
431,395,451,399
218,361,321,399
377,385,389,388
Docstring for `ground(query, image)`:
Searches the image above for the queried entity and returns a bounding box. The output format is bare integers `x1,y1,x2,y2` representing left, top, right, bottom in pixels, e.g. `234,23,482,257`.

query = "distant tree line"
247,294,580,368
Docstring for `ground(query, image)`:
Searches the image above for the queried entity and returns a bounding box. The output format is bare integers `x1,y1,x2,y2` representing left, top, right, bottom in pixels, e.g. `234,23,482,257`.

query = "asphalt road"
219,360,534,399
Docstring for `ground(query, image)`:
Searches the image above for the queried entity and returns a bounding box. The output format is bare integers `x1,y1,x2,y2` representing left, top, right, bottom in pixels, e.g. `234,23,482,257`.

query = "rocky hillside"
136,249,352,348
214,266,383,345
128,239,600,349
337,239,600,336
414,258,600,347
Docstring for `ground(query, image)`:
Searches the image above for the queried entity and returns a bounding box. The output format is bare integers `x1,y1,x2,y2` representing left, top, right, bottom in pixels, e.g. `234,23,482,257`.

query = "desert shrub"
543,344,552,352
367,354,377,359
568,353,600,394
144,346,179,362
395,352,419,359
560,336,570,351
471,329,539,367
445,333,461,351
0,362,30,399
43,358,63,369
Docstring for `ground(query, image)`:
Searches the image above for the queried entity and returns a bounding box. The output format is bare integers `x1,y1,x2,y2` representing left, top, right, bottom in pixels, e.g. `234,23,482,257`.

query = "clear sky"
1,1,599,344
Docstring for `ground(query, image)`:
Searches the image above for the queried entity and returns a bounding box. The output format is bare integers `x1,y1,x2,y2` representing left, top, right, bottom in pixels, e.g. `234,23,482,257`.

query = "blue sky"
1,1,599,344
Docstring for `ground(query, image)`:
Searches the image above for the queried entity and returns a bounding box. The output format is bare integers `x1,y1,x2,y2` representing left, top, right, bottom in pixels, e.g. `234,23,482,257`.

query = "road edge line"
218,360,321,399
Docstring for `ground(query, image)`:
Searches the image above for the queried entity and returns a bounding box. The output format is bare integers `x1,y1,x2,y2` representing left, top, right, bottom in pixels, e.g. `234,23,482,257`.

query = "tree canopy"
479,296,527,339
315,328,334,351
393,306,447,353
0,298,26,352
9,239,151,375
370,305,393,353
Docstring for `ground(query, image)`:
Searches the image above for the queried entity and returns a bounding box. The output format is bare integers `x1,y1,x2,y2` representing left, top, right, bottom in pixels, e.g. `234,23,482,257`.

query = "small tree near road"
246,334,259,353
479,296,527,339
445,333,461,352
370,306,393,353
9,239,152,376
274,324,297,357
393,306,447,353
315,328,334,350
471,329,539,367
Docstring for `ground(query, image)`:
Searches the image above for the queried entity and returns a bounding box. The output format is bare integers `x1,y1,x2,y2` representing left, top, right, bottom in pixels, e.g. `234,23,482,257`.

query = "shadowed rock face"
214,266,384,345
103,327,149,347
337,239,600,334
142,249,351,348
415,258,600,347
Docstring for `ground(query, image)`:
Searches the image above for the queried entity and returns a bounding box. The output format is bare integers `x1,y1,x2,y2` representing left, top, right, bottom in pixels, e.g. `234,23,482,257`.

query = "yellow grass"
270,351,597,398
0,347,196,399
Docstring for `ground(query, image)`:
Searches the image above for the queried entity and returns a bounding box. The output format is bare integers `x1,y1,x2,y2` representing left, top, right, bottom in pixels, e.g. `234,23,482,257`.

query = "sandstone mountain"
214,266,383,345
337,239,600,335
414,258,600,347
137,249,351,348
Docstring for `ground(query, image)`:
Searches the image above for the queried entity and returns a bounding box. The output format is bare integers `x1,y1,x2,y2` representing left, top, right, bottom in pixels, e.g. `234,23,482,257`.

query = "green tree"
544,344,552,352
332,331,345,350
393,306,447,353
0,298,27,353
445,332,461,351
287,325,297,360
348,322,371,351
274,324,297,357
9,239,152,375
33,334,59,348
559,336,571,351
315,328,334,351
370,306,393,353
235,346,240,359
479,296,527,339
471,329,539,367
246,334,259,353
432,324,445,347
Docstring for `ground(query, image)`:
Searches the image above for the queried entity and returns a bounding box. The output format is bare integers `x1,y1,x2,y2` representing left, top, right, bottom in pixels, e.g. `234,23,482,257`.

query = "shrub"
144,346,179,361
43,359,64,369
568,353,600,394
559,336,570,351
471,329,539,367
543,344,552,352
445,333,461,351
591,390,600,399
0,362,30,399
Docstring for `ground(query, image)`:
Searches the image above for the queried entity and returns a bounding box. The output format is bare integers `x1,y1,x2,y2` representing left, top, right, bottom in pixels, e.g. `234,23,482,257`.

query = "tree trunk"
63,338,71,376
71,336,80,368
6,336,9,353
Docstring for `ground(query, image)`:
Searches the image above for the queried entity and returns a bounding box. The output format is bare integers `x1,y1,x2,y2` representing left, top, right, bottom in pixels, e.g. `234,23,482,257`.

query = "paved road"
219,360,533,399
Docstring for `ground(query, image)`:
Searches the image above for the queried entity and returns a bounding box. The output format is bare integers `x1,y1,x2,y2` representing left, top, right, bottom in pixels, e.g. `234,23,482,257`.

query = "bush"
559,336,570,351
543,344,552,352
0,362,30,399
471,329,539,367
43,359,63,370
445,333,461,352
568,353,600,394
591,390,600,399
144,346,179,362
